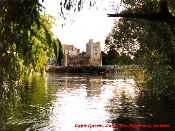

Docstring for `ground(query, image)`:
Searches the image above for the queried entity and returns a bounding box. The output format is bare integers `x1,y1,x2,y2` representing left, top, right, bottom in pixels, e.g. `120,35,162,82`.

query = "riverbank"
46,65,144,75
46,66,107,74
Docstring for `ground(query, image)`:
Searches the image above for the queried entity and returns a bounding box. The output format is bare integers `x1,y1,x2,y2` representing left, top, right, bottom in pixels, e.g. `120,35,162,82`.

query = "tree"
0,0,42,85
56,39,63,65
0,0,62,87
108,0,175,27
106,45,120,65
106,0,175,101
119,53,133,65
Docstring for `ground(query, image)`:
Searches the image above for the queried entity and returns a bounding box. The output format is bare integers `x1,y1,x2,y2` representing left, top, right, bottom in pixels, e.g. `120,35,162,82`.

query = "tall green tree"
0,0,62,87
106,0,175,102
0,0,42,86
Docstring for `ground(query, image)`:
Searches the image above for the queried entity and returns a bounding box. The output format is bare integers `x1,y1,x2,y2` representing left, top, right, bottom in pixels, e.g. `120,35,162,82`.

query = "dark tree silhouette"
107,0,175,27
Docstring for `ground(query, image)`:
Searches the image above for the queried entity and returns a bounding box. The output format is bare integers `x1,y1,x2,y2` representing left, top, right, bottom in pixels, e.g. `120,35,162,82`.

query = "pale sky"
41,0,120,51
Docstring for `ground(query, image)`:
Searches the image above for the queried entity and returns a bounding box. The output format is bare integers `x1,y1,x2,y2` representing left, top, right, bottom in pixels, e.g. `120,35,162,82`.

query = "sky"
41,0,120,51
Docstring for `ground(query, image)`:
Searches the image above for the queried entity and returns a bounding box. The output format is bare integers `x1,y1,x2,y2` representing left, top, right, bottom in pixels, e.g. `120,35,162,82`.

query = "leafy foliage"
102,45,133,65
106,0,175,101
0,0,62,87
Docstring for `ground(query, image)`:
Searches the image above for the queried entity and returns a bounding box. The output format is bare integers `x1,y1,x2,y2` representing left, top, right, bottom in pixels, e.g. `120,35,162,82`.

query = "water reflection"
0,74,174,131
44,74,109,131
40,74,140,131
0,76,58,130
86,76,102,97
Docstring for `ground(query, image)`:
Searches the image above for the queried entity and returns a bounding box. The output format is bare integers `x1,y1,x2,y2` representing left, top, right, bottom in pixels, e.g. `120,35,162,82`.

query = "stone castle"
61,39,102,66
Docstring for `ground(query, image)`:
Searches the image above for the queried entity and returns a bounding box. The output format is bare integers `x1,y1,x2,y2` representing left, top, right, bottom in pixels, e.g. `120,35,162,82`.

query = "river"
0,73,174,131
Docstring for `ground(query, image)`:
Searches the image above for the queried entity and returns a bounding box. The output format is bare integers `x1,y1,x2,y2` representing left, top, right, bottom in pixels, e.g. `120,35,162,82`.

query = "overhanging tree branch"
107,0,175,26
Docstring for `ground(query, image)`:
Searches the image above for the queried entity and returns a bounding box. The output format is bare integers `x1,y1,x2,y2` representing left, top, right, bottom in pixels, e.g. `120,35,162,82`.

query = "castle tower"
86,39,102,66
